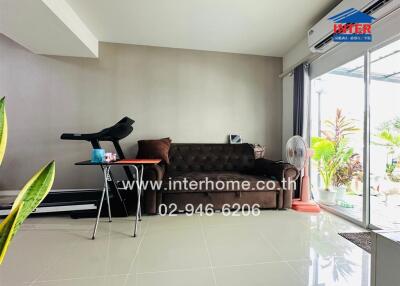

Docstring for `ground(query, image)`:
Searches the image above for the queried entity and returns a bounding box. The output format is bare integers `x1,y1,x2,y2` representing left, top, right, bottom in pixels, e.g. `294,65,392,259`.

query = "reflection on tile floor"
0,210,370,286
325,193,400,229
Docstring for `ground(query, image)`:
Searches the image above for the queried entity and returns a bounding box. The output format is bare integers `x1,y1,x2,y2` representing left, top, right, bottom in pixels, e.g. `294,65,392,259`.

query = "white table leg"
138,165,144,221
92,166,108,239
104,166,112,222
133,164,144,237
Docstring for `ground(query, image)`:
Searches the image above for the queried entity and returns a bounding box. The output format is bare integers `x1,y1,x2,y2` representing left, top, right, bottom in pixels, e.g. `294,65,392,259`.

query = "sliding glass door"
370,39,400,229
310,57,365,223
310,37,400,229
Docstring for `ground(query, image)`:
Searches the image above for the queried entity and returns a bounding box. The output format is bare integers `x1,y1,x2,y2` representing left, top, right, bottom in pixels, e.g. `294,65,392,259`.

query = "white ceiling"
0,0,98,58
66,0,341,57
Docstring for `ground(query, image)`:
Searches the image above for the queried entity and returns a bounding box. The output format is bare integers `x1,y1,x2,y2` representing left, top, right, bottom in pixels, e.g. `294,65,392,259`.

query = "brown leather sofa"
143,143,298,214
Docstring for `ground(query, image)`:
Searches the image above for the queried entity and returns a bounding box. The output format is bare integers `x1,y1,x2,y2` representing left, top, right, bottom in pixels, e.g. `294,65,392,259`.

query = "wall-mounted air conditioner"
308,0,400,53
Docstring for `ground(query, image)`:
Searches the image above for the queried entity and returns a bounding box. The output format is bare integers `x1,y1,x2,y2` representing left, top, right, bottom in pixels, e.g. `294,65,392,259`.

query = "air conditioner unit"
308,0,400,53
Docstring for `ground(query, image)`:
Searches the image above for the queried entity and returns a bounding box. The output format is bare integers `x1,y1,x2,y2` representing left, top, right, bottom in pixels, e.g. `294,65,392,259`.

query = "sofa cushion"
136,137,172,164
163,171,280,193
167,143,255,174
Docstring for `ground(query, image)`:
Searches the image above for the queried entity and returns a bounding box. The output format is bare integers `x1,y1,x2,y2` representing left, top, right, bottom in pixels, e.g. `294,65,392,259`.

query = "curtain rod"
279,53,319,78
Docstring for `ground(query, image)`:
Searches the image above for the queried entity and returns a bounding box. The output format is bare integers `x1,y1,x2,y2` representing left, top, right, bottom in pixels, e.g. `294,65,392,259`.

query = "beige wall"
0,34,282,190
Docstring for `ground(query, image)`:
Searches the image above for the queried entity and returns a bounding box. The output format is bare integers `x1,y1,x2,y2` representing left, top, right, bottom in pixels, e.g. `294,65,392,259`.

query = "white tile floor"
0,210,370,286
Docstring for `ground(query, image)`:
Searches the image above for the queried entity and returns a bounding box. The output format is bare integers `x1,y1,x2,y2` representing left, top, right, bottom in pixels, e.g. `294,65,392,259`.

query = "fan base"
292,199,321,213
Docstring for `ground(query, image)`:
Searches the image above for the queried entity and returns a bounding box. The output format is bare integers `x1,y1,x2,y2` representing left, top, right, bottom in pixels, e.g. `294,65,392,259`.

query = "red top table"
75,159,161,238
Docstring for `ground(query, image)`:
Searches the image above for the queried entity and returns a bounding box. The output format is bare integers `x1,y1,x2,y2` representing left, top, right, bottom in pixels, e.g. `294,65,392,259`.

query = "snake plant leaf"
0,203,24,264
0,97,7,166
12,161,56,219
0,161,55,265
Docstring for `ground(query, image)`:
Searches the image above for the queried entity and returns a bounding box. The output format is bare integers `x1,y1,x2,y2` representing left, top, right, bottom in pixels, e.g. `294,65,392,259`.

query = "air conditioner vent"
364,0,393,15
314,35,333,50
308,0,398,53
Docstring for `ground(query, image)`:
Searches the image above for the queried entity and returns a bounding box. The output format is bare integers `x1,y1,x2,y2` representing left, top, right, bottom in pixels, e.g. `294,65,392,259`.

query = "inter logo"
329,8,375,42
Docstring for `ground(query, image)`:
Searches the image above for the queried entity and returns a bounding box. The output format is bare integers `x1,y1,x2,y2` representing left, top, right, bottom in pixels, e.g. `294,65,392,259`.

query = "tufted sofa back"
166,143,255,175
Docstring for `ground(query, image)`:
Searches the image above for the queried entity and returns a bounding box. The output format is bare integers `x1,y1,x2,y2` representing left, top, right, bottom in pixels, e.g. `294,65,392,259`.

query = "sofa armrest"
254,158,298,181
143,164,165,181
143,164,165,214
254,158,298,209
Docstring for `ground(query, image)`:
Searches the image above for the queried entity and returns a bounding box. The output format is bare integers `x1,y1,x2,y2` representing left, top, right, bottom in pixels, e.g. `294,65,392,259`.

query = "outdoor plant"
311,137,353,190
0,97,55,264
312,109,359,190
334,154,363,189
321,109,360,143
333,164,353,188
374,117,400,182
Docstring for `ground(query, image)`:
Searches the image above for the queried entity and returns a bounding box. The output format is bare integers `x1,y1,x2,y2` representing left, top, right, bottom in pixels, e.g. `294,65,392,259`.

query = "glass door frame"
308,35,400,230
363,50,371,230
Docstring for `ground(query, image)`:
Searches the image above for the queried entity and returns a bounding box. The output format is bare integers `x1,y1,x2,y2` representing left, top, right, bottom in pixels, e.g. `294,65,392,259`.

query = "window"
309,37,400,229
310,56,365,222
370,39,400,229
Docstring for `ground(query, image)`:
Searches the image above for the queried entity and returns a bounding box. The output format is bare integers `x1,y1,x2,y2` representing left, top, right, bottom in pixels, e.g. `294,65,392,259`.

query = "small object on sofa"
91,149,105,163
229,134,242,144
250,144,266,159
136,137,172,164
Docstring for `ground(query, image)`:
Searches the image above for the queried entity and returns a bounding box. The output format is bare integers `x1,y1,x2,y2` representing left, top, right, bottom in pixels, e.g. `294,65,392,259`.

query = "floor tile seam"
32,273,128,283
122,219,150,286
255,228,285,261
29,227,92,284
199,216,218,286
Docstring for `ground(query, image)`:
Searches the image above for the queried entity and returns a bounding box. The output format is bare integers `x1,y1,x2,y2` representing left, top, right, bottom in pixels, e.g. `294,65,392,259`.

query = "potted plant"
312,109,359,205
333,165,351,202
333,155,362,202
312,138,351,205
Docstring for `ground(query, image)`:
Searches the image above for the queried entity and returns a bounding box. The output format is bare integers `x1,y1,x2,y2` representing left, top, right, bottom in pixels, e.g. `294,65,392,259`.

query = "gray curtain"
292,63,305,198
293,63,305,137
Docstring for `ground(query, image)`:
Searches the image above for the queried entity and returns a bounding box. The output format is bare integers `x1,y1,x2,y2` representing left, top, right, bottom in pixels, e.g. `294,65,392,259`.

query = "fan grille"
286,136,307,170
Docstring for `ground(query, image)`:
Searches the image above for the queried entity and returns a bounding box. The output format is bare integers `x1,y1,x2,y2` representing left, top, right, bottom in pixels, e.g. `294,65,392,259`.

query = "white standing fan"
286,135,320,212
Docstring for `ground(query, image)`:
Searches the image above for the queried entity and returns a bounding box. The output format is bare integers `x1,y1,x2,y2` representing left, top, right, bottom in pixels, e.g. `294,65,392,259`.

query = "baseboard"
0,187,131,217
0,188,100,197
0,204,97,216
0,188,101,216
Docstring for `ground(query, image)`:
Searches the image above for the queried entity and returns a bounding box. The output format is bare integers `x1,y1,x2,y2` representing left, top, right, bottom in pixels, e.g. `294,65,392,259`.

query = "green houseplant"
311,137,336,190
312,109,359,205
0,97,55,264
311,138,353,205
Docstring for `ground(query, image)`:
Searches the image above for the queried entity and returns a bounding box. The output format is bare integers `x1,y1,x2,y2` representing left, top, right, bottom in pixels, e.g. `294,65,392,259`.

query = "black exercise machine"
61,117,136,217
0,118,137,218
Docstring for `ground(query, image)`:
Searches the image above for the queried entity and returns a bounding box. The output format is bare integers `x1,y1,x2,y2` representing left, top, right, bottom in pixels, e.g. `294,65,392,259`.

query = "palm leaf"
0,161,55,264
377,129,400,147
0,97,7,166
321,130,334,141
311,137,335,161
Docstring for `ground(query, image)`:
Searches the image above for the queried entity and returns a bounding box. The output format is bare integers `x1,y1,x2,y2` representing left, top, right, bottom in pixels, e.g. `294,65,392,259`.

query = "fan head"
286,135,308,170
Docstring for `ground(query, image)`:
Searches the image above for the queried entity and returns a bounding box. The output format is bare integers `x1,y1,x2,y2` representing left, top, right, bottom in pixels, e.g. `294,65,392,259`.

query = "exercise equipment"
60,117,136,217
